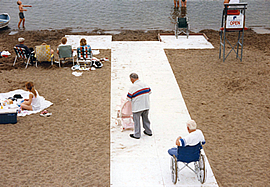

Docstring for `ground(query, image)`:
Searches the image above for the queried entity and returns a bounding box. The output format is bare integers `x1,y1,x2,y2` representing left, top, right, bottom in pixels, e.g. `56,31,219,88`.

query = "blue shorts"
19,12,24,19
168,148,177,157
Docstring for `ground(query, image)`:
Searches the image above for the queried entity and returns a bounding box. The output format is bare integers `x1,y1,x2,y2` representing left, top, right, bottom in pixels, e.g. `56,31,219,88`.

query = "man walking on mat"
127,73,152,139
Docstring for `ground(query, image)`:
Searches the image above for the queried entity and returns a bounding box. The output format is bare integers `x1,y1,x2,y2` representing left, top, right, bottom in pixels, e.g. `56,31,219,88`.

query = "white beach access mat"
63,35,217,186
110,40,218,186
65,35,112,49
65,34,213,50
159,35,214,49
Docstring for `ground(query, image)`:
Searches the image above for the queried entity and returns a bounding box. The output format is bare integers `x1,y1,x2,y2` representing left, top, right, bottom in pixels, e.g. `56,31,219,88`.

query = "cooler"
0,109,17,124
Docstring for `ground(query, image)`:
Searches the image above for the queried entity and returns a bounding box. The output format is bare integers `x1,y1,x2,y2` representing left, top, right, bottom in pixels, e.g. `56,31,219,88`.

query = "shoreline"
2,26,215,35
2,26,270,35
1,27,269,63
1,25,269,44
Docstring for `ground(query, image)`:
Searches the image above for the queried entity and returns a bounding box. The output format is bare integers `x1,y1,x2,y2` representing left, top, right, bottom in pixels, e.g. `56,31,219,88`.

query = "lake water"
1,0,269,33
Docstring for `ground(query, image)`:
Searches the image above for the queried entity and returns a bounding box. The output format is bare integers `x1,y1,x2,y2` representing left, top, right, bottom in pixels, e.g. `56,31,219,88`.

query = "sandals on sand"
100,58,109,62
40,110,52,117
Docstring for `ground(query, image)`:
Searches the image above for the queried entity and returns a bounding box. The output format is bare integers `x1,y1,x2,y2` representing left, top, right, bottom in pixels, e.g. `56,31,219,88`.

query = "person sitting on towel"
21,82,41,111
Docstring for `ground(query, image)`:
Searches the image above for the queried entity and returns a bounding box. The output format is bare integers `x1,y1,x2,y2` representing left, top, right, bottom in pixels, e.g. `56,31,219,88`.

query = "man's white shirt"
127,80,151,113
179,129,205,147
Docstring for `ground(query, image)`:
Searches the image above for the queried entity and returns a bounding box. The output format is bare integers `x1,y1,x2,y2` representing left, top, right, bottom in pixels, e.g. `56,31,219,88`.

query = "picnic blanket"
0,89,53,117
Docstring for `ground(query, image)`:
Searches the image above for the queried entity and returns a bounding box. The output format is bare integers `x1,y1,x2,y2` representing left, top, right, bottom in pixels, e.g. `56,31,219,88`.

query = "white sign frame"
226,14,244,29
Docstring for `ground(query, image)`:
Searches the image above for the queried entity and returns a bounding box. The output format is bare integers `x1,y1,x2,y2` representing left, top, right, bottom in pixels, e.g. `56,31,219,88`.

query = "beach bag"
92,60,103,68
13,94,23,99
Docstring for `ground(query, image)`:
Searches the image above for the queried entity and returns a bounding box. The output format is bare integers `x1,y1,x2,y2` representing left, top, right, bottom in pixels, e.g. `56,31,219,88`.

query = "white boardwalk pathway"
65,34,217,186
111,36,218,187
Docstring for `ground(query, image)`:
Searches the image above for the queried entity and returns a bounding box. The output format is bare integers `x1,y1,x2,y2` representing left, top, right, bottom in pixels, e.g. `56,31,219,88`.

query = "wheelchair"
175,16,189,39
168,142,206,184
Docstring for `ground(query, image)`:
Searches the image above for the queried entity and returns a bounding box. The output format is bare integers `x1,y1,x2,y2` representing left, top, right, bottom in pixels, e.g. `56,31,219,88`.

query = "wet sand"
0,28,269,186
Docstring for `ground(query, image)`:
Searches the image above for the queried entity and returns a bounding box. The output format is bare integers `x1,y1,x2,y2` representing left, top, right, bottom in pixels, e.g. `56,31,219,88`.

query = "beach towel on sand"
0,89,53,117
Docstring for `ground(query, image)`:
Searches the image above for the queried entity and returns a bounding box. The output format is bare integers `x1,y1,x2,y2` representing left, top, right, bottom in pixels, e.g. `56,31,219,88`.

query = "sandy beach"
0,28,269,186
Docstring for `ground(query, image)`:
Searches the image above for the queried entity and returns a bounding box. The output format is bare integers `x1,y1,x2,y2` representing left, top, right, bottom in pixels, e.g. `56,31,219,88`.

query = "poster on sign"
226,14,244,29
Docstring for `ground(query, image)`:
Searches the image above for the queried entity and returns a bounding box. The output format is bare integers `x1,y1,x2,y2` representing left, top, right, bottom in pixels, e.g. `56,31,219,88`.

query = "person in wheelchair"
174,120,205,150
168,120,206,184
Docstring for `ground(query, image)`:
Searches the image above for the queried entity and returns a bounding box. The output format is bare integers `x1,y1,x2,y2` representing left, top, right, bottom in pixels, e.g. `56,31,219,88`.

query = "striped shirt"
127,80,151,113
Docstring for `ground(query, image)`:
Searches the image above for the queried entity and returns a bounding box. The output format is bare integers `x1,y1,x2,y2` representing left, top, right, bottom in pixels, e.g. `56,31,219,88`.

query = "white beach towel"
0,89,53,117
72,72,83,76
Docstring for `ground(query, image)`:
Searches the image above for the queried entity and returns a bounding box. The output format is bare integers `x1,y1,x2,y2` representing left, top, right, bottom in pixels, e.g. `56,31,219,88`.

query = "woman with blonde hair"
21,82,41,111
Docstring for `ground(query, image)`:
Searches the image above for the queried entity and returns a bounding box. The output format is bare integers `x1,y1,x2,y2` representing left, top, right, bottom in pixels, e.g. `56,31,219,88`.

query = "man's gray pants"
133,109,152,138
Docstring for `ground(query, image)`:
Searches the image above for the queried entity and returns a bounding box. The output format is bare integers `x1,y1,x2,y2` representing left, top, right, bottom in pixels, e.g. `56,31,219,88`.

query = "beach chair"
219,3,248,62
168,142,206,184
77,46,92,67
13,47,34,69
175,17,189,39
35,45,54,67
58,45,74,67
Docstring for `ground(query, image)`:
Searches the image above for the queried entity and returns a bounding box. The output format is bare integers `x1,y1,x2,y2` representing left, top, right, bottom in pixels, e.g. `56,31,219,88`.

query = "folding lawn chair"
13,47,34,69
58,45,74,67
175,17,189,39
35,45,54,67
77,46,93,67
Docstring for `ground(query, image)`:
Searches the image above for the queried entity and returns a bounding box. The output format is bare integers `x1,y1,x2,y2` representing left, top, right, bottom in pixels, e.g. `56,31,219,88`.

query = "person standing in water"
181,0,187,8
174,0,187,8
174,0,180,8
17,1,32,29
